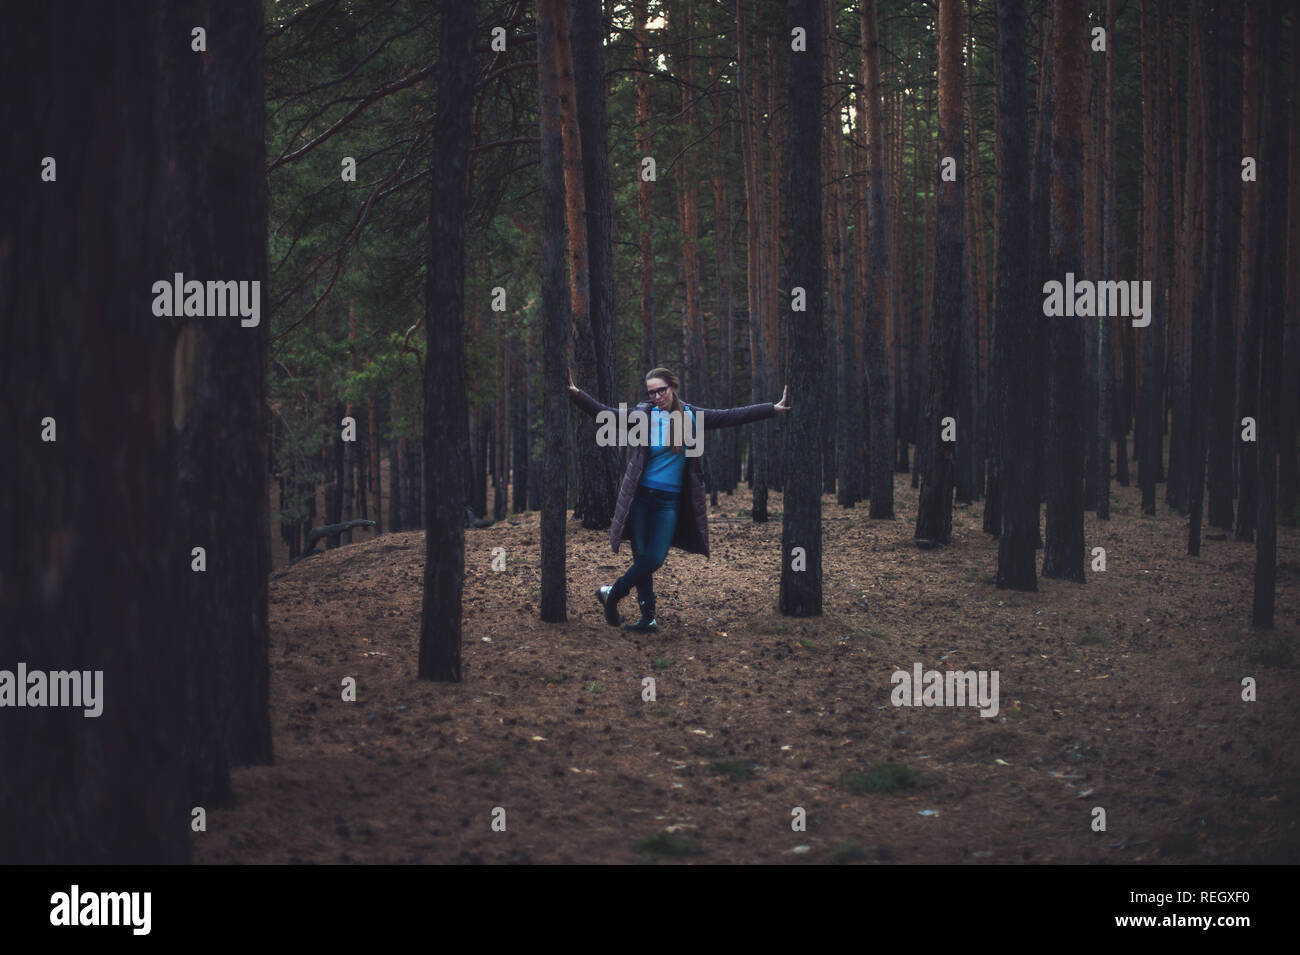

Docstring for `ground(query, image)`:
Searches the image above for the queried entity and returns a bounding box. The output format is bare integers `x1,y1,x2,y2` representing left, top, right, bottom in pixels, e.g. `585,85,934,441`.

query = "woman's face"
645,377,673,411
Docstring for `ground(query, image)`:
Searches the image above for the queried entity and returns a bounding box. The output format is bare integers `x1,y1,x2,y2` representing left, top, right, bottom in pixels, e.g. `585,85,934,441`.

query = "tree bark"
571,0,621,527
1097,0,1117,521
862,0,894,519
994,0,1036,590
1235,0,1262,542
1187,0,1212,557
916,0,964,545
538,0,570,623
552,0,607,530
634,0,655,375
1251,0,1287,626
419,0,475,682
1138,0,1165,516
1042,0,1087,581
1,0,268,861
780,0,824,616
710,60,739,497
1282,5,1300,527
1207,0,1241,529
738,0,770,521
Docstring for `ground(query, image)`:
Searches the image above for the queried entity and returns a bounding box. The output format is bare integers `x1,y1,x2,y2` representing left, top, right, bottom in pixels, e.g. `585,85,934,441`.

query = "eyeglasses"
647,386,669,398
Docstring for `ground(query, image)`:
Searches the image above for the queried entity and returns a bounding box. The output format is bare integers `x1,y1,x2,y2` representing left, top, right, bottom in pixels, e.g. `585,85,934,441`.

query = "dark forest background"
2,0,1295,863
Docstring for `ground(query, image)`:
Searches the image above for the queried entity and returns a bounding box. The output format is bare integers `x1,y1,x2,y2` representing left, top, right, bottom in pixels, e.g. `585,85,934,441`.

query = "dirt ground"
200,473,1300,864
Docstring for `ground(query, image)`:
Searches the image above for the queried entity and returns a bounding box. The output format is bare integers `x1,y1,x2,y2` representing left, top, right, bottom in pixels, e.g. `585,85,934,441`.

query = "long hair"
645,366,690,455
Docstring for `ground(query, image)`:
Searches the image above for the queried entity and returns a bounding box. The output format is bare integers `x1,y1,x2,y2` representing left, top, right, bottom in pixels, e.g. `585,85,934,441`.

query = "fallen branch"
305,519,377,552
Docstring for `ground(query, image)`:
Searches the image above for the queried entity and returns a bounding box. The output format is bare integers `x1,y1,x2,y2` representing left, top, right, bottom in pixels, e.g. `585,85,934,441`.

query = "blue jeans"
612,485,679,610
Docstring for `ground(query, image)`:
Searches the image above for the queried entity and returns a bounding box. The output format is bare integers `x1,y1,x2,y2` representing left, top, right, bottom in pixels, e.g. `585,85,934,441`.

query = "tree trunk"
676,0,707,414
738,0,769,521
767,35,788,497
1042,0,1088,581
341,308,358,544
389,409,404,531
326,401,344,546
1236,0,1263,541
1139,0,1164,516
780,0,824,616
369,395,382,533
994,0,1037,590
419,0,474,682
862,0,894,519
1097,0,1117,521
553,0,608,531
634,0,655,375
538,0,570,623
494,345,509,522
512,345,530,514
955,6,979,506
1252,0,1287,626
1282,6,1300,527
824,0,848,505
572,0,621,527
916,0,964,545
407,434,424,530
1027,2,1054,549
711,60,739,497
1,0,268,860
1187,0,1212,556
843,42,864,509
1082,16,1100,512
473,411,490,518
1207,0,1241,529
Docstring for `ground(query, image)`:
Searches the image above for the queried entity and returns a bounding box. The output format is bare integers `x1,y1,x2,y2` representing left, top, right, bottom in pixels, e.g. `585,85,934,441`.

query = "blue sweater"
640,406,695,491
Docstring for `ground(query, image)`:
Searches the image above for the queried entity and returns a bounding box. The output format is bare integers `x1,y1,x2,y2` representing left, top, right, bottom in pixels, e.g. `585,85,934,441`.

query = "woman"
568,366,790,632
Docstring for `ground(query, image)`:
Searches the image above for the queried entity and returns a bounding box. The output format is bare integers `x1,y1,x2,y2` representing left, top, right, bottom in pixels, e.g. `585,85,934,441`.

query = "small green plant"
587,681,605,694
540,673,566,685
636,831,701,857
468,758,502,776
840,761,925,794
652,657,673,670
830,842,868,864
1077,628,1105,646
1247,635,1293,668
709,759,755,780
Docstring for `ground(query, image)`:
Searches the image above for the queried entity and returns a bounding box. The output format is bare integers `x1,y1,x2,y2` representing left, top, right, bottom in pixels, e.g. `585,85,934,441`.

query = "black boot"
622,598,658,633
597,585,623,626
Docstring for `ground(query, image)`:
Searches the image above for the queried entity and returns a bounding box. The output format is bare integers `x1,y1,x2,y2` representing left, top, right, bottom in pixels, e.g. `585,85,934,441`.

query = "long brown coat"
570,388,776,558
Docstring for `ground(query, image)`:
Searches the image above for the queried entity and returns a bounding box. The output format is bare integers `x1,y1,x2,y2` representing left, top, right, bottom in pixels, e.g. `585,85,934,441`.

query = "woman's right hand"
567,368,579,395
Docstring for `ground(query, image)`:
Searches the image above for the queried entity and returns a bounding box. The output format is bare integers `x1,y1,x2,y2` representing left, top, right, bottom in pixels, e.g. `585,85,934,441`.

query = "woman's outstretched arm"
691,385,790,429
566,367,618,419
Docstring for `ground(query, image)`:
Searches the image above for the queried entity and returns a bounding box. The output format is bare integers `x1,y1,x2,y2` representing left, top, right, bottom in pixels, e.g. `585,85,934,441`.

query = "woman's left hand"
774,386,790,413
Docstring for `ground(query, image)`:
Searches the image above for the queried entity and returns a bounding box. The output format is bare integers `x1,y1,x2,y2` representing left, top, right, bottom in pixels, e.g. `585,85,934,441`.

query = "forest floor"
199,474,1300,864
